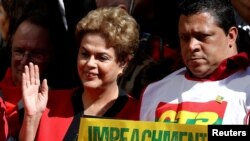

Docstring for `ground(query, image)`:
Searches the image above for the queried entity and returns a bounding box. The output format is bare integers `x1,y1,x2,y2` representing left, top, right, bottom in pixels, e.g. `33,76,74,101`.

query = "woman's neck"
82,84,119,116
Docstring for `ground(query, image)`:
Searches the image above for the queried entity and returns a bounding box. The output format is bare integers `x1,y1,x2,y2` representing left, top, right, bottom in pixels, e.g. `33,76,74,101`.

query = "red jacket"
36,88,139,141
0,68,22,138
0,97,8,141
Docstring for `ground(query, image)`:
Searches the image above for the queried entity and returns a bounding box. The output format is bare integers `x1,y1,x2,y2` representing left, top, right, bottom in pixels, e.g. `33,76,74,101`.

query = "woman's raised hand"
22,62,48,116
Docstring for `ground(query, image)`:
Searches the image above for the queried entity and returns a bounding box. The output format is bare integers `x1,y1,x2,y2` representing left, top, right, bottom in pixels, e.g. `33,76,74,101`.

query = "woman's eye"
81,52,87,56
80,52,89,58
98,55,109,61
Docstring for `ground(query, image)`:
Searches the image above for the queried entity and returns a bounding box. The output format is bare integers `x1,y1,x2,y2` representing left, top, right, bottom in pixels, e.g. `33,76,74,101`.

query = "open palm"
22,63,48,116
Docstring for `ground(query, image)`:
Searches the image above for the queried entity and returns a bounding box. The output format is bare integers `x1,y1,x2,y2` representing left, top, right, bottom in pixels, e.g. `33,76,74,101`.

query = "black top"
63,87,129,141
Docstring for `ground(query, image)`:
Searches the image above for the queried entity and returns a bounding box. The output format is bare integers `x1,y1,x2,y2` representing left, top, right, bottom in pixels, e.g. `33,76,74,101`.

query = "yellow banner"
78,117,208,141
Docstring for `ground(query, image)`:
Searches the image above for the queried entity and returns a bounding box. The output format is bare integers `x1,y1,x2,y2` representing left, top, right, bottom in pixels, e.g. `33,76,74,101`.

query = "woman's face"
0,4,9,41
77,33,124,90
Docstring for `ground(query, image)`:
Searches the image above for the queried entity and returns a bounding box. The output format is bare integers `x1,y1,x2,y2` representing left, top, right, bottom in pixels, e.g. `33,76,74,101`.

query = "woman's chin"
83,82,100,89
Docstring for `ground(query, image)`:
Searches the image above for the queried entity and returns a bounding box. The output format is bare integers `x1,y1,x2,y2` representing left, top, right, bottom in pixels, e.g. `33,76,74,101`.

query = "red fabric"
36,89,75,141
113,94,139,120
35,89,139,141
0,68,22,138
0,98,8,141
150,38,179,62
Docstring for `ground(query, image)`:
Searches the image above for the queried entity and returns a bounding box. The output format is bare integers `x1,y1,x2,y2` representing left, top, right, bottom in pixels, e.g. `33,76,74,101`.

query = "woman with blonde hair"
19,7,140,141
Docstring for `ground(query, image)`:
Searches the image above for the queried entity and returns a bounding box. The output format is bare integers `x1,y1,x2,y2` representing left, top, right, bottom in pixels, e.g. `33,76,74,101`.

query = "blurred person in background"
0,9,68,139
118,0,183,99
0,0,30,81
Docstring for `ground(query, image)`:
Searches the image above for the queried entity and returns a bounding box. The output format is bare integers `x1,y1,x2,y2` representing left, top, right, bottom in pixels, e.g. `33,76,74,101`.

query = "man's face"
11,21,53,86
178,12,237,78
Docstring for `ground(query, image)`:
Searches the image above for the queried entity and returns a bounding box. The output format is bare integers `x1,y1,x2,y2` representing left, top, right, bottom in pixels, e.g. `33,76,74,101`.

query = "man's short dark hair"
178,0,236,35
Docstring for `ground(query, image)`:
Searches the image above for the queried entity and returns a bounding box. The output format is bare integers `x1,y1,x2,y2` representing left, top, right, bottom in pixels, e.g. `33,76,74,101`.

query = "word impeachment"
88,126,207,141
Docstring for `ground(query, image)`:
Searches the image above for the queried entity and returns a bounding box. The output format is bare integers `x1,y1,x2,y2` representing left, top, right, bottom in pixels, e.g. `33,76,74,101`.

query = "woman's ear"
118,56,130,75
120,59,128,69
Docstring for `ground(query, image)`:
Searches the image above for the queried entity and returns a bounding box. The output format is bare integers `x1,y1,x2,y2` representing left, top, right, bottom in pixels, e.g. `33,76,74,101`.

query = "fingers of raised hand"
30,62,35,85
34,64,40,85
24,64,30,87
22,62,40,88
